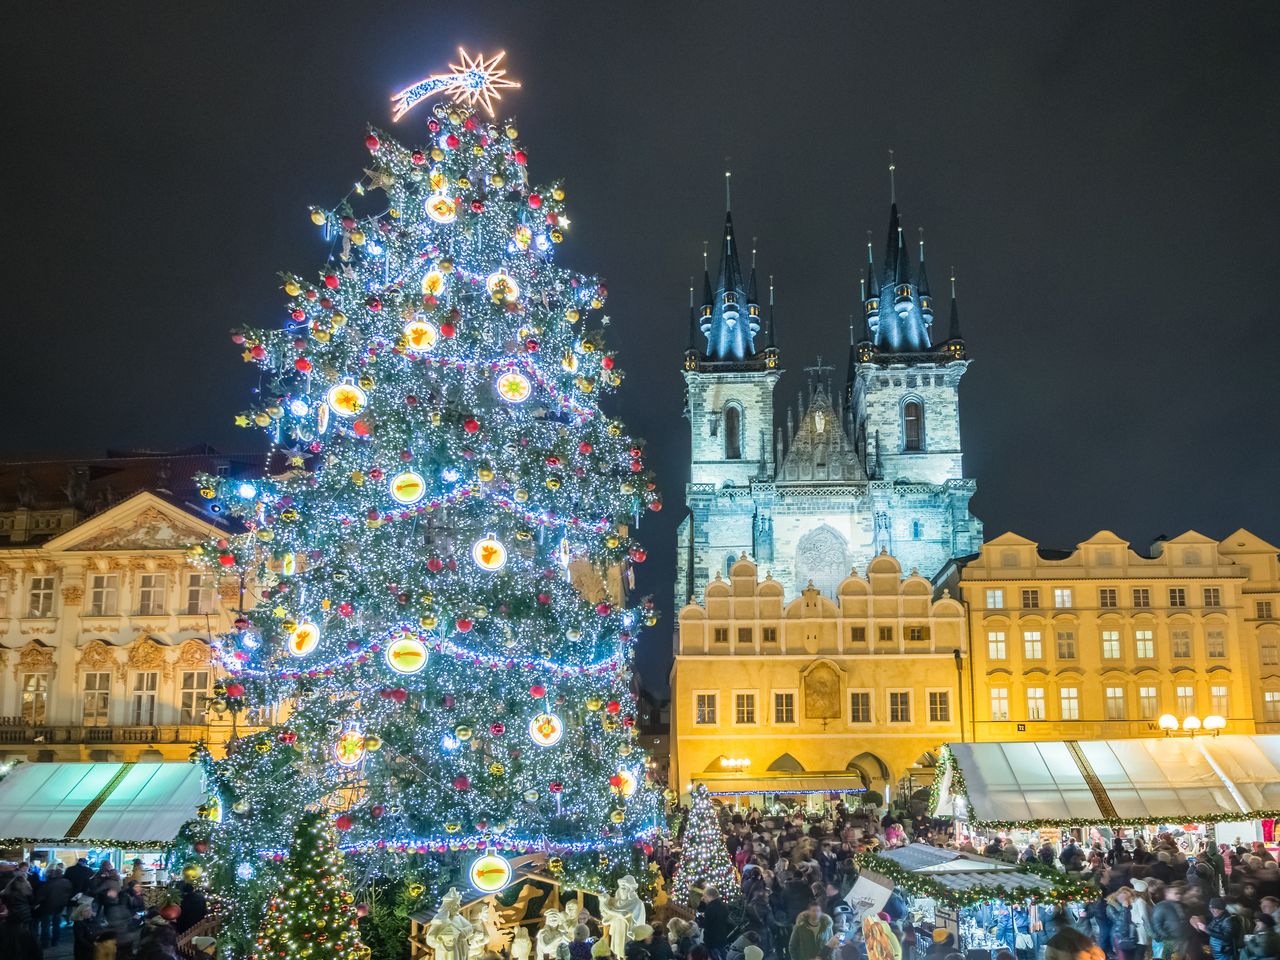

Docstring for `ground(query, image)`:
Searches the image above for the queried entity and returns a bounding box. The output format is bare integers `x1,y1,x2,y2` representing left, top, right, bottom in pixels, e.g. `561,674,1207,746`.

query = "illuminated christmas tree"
253,815,364,960
671,785,739,907
191,50,663,926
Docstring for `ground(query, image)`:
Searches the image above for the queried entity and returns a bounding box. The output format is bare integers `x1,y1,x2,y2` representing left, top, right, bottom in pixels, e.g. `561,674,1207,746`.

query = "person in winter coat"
2,876,34,931
176,882,206,934
1129,880,1154,958
568,924,595,960
627,924,656,960
1194,899,1243,960
66,858,94,899
787,902,834,960
698,886,731,960
38,865,74,945
73,900,103,960
1106,889,1140,960
1152,885,1191,960
650,923,675,960
0,900,43,960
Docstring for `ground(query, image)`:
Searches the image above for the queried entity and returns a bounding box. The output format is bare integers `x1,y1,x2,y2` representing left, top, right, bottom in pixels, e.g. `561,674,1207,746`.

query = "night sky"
8,2,1280,689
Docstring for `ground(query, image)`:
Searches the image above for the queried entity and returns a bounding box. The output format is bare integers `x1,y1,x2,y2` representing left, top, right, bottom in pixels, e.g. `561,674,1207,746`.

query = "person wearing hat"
1244,911,1280,960
627,923,656,960
1193,898,1242,960
926,929,957,960
593,938,615,960
1129,880,1153,956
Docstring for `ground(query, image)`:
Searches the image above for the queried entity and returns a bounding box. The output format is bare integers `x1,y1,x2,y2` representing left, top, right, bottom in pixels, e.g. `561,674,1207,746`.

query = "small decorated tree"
253,814,365,960
671,785,739,907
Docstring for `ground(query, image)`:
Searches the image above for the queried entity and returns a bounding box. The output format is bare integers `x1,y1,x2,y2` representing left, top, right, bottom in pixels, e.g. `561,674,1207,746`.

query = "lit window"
723,405,742,460
1102,630,1121,659
849,691,872,723
1211,685,1229,716
1203,587,1222,607
1135,630,1154,659
1026,687,1046,721
1207,630,1226,658
985,589,1004,610
180,670,210,725
928,691,950,723
131,671,158,725
1133,588,1151,608
1259,601,1275,620
903,400,923,451
889,691,912,723
83,672,111,726
1176,685,1195,715
1054,588,1073,609
1024,631,1043,659
1169,587,1187,608
990,688,1009,721
1021,589,1040,609
27,577,55,618
878,626,894,644
1138,686,1158,719
185,573,215,616
907,626,925,643
88,574,119,616
138,574,166,616
713,627,728,644
1099,588,1118,608
1263,637,1279,665
762,627,778,644
1172,630,1192,658
987,631,1007,660
774,692,795,724
1105,687,1126,720
1060,687,1079,721
20,674,48,724
695,693,718,725
1265,691,1280,722
1056,631,1077,659
734,692,756,725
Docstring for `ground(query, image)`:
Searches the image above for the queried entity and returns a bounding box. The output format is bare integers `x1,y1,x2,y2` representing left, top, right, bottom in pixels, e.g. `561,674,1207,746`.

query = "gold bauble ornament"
457,177,472,190
182,863,203,881
357,374,374,390
332,311,347,326
350,471,365,486
198,485,216,499
253,412,271,427
605,535,620,548
407,883,426,898
488,762,505,776
445,822,461,833
552,188,565,201
364,736,382,751
550,229,564,243
313,329,331,343
586,697,603,712
607,424,622,437
505,127,519,139
547,856,564,874
255,741,272,754
284,280,302,296
309,210,326,226
350,230,365,245
546,477,561,490
610,809,625,823
491,174,505,188
477,466,495,482
455,725,473,741
420,615,438,629
431,148,444,161
514,489,529,502
565,309,580,323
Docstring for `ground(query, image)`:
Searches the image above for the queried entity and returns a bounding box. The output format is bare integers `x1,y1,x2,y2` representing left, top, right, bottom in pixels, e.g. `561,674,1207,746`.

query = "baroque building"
675,199,982,607
0,451,262,762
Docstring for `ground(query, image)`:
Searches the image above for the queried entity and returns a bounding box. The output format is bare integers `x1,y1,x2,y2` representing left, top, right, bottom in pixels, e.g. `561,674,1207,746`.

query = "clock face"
288,622,320,658
528,712,563,747
385,637,428,675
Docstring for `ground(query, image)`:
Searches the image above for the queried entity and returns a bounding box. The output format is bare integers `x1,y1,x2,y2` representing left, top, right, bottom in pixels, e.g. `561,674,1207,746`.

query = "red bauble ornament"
366,295,382,312
470,200,485,213
630,460,643,473
335,814,353,831
338,602,354,617
525,338,539,352
295,358,312,372
371,804,385,818
193,840,209,854
392,688,409,703
606,700,621,714
218,554,236,567
453,775,470,791
365,134,380,151
341,215,357,230
537,593,551,605
463,418,480,434
629,447,642,458
549,781,563,793
400,450,413,462
630,547,647,563
445,133,460,149
225,683,245,698
440,322,457,338
231,333,245,344
411,150,425,165
596,602,612,616
528,193,542,208
456,618,474,632
352,420,372,438
251,345,267,360
323,273,339,289
608,774,623,788
514,150,528,165
529,684,547,699
602,356,615,370
648,500,663,512
427,557,444,573
280,731,298,744
490,722,506,736
579,442,593,455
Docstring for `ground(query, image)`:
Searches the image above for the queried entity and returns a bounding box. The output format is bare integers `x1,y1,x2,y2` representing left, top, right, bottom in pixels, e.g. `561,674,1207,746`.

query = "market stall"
852,844,1095,957
0,760,206,874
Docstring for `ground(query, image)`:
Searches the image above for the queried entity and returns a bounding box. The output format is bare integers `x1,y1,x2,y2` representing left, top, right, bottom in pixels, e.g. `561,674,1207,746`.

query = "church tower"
675,194,780,605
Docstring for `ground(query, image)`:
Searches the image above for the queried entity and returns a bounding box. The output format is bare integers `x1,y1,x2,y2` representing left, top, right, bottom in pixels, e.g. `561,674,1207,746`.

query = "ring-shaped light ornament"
288,622,321,658
421,269,447,298
334,727,366,767
385,636,429,675
528,712,563,747
425,194,458,224
495,370,532,404
469,853,512,893
472,535,507,572
403,318,439,354
485,270,520,301
389,471,427,505
326,383,366,418
615,768,638,799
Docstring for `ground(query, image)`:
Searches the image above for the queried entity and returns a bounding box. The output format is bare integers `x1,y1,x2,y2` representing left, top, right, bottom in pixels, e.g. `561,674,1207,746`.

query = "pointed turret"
695,208,764,361
883,202,902,290
917,229,934,322
943,269,966,360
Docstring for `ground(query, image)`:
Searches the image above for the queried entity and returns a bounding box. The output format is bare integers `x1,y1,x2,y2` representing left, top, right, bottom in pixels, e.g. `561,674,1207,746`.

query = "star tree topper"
391,48,521,121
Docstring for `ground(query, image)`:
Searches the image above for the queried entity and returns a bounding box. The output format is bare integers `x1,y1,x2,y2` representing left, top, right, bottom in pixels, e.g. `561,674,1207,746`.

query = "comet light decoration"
391,48,520,121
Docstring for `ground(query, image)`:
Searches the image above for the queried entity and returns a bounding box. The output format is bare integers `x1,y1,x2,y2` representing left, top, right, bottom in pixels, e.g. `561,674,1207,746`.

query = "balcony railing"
0,718,215,745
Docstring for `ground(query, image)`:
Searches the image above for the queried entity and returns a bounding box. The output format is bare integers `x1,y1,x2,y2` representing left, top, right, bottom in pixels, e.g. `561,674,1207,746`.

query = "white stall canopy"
938,736,1280,826
0,762,205,846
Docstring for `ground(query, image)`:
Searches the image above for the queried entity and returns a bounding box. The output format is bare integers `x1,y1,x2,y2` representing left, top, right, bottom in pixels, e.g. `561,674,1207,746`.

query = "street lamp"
1203,714,1227,734
1158,713,1225,737
1182,715,1202,733
1158,714,1179,733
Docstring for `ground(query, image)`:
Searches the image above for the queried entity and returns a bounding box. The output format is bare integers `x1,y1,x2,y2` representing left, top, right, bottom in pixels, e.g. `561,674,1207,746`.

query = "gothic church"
675,197,982,604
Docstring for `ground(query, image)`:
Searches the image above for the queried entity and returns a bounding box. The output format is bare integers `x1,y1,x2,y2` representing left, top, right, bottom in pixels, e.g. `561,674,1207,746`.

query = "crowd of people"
651,799,1280,960
0,855,205,960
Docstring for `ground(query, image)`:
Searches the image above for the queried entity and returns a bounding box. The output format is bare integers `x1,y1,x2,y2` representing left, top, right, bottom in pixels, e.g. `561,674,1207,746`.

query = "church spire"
917,227,934,322
694,198,765,362
943,268,966,360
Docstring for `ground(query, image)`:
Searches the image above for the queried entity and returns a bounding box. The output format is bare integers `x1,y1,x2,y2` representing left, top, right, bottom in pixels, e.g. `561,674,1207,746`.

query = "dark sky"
8,2,1280,691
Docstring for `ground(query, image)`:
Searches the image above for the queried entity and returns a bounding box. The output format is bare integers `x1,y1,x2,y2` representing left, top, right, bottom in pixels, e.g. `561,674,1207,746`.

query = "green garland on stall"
928,745,968,817
854,852,1096,908
0,837,172,849
969,810,1280,830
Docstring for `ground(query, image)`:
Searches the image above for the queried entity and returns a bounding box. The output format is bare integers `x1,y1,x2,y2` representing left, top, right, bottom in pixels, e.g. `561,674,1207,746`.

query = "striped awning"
0,762,205,846
941,736,1280,826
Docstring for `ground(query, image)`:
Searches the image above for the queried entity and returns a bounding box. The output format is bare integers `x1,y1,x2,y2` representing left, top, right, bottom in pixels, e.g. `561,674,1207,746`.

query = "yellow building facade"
942,529,1280,742
0,491,248,762
670,553,967,799
669,530,1280,800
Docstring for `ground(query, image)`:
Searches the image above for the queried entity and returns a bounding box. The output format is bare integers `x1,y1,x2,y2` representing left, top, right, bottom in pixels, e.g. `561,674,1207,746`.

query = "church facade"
675,200,983,605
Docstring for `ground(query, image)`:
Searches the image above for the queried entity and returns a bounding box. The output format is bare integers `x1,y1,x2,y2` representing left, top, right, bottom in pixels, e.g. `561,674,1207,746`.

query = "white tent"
939,736,1280,826
0,762,206,845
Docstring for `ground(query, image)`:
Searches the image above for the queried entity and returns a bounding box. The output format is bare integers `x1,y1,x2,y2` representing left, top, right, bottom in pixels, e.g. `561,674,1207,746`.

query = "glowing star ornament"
495,371,532,404
385,636,429,675
468,853,513,893
327,383,367,418
471,535,507,572
334,724,366,767
403,318,439,354
288,622,321,658
528,712,563,747
389,471,427,505
391,48,521,121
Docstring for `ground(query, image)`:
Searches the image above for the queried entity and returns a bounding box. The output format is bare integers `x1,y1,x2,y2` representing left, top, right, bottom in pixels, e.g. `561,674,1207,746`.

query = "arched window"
724,404,742,460
911,520,923,540
902,399,924,451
